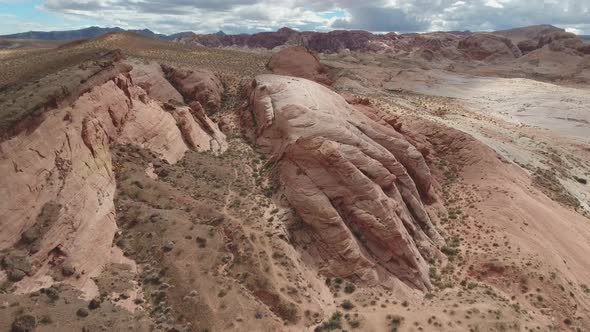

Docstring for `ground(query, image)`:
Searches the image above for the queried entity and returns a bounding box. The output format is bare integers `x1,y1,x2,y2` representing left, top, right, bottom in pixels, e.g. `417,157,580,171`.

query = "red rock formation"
176,28,398,53
161,64,223,114
175,25,590,66
129,60,184,103
267,46,332,85
458,33,522,61
498,26,587,55
249,75,443,290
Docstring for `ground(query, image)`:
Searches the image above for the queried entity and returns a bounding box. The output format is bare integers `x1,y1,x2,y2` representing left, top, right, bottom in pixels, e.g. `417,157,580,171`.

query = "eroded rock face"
249,75,442,290
161,64,224,114
267,46,332,85
0,60,226,297
128,60,183,104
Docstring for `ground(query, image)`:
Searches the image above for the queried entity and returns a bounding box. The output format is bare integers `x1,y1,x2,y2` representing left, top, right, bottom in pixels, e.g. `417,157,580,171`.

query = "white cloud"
485,0,503,9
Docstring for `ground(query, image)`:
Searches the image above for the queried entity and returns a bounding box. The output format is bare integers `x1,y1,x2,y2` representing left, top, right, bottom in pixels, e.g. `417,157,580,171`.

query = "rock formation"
458,33,522,61
248,74,443,290
0,57,226,296
267,46,332,85
498,27,590,56
175,24,590,71
177,28,401,53
161,64,224,115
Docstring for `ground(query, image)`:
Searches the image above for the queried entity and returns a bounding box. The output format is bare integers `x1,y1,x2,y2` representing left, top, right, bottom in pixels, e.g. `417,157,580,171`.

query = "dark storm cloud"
44,0,260,13
332,6,428,32
43,0,107,11
130,0,260,12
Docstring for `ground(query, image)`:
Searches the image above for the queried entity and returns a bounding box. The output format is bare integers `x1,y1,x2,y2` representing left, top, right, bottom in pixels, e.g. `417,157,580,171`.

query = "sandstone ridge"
249,74,443,290
0,57,226,297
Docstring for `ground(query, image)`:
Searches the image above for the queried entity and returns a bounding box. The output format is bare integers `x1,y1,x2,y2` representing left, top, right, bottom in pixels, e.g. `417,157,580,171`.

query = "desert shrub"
441,245,459,256
195,237,207,248
349,320,361,328
11,314,36,332
341,300,354,310
344,283,356,294
315,312,342,331
388,315,404,332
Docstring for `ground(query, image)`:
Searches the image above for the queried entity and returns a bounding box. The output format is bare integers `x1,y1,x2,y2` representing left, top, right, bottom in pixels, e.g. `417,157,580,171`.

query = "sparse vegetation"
341,300,354,310
387,314,404,332
315,312,343,332
344,283,356,294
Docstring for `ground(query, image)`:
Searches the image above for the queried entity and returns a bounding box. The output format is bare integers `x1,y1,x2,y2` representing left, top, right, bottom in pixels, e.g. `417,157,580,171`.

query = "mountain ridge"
1,24,581,42
0,26,193,41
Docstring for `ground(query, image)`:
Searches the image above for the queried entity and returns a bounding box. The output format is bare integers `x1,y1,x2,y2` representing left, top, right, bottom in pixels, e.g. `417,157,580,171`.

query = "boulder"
267,46,332,85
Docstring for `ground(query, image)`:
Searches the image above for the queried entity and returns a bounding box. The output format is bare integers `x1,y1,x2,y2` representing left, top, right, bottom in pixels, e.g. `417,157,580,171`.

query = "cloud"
7,0,590,35
332,5,429,32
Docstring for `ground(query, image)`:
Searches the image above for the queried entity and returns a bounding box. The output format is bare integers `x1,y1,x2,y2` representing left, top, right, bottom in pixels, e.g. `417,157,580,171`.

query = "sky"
1,0,590,35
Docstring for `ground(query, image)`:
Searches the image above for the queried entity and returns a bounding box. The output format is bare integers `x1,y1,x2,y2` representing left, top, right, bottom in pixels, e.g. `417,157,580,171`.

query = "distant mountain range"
0,26,192,41
3,25,589,48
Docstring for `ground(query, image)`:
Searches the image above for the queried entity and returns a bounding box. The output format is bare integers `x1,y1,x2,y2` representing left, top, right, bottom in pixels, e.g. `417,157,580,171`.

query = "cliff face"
0,58,226,297
249,74,443,290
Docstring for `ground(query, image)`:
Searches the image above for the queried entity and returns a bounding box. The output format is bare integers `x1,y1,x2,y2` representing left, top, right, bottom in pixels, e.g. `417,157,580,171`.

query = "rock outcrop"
494,24,566,43
129,60,184,104
161,64,224,114
248,74,443,290
458,33,522,61
537,31,579,49
267,46,332,85
0,58,226,296
503,28,588,56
